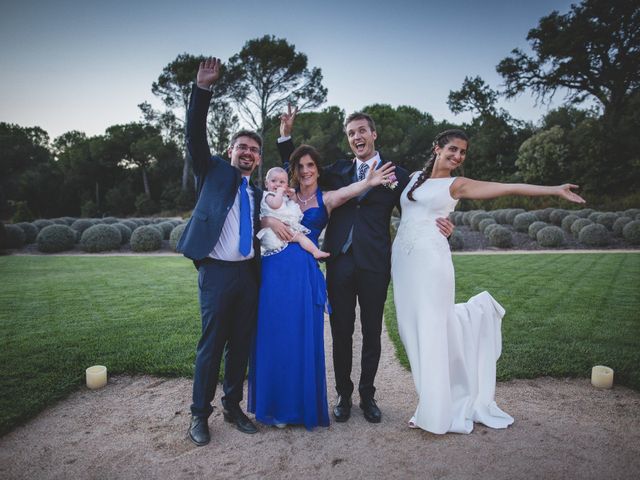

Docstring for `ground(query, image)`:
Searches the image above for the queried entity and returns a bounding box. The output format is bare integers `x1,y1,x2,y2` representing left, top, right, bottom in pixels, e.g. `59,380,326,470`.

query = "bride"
391,129,585,434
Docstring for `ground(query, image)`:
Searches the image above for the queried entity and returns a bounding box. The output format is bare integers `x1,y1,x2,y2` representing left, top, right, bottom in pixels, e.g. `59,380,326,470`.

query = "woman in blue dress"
248,144,395,430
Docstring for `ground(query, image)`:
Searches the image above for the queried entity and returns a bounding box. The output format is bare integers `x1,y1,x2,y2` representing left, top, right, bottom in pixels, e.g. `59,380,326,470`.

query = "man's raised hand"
280,104,299,137
197,57,222,90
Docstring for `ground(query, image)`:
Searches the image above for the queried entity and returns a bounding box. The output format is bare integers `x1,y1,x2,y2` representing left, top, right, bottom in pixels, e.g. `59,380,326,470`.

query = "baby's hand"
275,187,287,196
285,187,296,199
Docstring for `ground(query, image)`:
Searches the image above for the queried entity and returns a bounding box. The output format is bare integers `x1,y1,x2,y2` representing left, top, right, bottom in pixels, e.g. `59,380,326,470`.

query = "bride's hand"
366,161,396,187
557,184,586,204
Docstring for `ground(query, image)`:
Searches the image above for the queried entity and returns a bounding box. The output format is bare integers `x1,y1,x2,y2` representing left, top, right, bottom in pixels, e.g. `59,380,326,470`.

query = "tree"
497,0,640,127
224,35,328,182
447,76,499,118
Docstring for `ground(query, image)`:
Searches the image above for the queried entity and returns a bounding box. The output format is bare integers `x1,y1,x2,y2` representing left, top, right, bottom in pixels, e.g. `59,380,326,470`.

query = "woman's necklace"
296,190,317,206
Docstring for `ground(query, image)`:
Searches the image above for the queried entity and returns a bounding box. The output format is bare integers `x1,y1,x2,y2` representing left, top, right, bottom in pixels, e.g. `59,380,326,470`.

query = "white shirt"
209,175,255,261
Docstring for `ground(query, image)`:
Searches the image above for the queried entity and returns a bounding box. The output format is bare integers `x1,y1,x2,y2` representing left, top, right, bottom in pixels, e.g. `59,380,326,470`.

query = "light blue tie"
239,177,251,256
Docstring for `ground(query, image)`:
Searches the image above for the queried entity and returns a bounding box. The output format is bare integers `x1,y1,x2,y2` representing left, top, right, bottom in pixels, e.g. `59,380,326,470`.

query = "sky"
0,0,578,140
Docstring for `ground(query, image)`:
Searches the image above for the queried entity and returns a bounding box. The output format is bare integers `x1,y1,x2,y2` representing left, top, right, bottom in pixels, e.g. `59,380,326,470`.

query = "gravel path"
1,308,639,480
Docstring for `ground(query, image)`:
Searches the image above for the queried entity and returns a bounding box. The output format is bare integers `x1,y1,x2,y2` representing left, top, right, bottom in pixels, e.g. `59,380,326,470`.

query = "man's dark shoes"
333,396,352,422
223,406,258,434
360,397,382,423
188,415,210,446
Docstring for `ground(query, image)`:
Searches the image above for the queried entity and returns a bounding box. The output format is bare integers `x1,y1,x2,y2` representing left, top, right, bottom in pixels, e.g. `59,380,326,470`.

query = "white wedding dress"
391,175,514,434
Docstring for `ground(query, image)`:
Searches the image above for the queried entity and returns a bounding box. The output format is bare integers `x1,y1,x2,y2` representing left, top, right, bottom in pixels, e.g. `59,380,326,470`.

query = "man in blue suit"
177,57,263,446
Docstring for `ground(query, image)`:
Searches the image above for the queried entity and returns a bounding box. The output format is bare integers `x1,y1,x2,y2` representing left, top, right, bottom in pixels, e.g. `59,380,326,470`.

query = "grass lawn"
385,253,640,391
1,253,638,436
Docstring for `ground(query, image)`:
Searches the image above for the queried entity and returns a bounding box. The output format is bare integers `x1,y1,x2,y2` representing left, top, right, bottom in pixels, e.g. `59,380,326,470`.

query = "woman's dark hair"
407,129,469,201
289,144,322,188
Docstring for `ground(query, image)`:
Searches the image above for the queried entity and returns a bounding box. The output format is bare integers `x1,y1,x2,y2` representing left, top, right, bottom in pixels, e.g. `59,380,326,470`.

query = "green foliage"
560,214,580,232
135,194,159,215
570,218,593,237
575,208,594,218
505,208,525,224
80,200,98,217
578,223,610,247
450,211,464,226
111,223,132,244
36,225,76,253
478,218,497,234
613,217,633,237
483,223,502,237
33,219,54,231
156,221,175,240
4,224,26,249
70,219,93,237
80,224,122,253
528,221,549,239
549,209,570,225
596,212,618,230
536,226,566,247
169,223,186,251
588,211,601,222
513,212,537,232
11,201,34,223
15,222,38,244
130,225,162,252
534,208,554,222
120,219,138,231
516,126,569,184
488,226,512,248
470,212,492,231
622,221,640,245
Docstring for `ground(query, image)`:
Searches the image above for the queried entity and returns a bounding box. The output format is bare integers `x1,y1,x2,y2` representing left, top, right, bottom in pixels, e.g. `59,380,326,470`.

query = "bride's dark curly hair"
407,129,469,201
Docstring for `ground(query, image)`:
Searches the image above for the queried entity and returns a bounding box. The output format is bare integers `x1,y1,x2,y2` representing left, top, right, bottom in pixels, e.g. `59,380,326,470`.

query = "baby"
257,167,330,259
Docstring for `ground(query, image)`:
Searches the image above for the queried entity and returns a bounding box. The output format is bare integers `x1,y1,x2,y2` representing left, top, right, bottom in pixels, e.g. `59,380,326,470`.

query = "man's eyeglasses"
234,144,261,155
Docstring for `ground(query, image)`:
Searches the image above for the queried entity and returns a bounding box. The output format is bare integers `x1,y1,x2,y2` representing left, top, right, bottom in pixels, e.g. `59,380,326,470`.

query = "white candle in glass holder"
86,365,107,389
591,365,613,389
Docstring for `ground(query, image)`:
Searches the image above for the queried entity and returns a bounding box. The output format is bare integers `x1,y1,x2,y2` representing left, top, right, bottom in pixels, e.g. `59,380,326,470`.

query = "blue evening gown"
248,190,330,429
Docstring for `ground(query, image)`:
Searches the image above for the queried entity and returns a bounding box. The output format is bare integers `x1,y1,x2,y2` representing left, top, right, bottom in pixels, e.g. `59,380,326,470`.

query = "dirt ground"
1,310,639,480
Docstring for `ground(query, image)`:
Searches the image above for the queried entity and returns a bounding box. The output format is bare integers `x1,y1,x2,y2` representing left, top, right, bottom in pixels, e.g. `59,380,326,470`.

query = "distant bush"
70,219,94,239
33,219,54,231
449,212,464,225
100,217,119,224
4,224,26,249
560,214,580,232
483,224,501,237
490,209,509,224
36,225,76,253
505,209,526,224
470,212,492,231
624,208,640,218
11,201,34,223
588,212,602,222
596,212,618,230
135,194,159,215
447,229,464,251
537,226,566,248
111,223,132,244
612,217,632,237
80,224,122,252
528,221,548,240
15,222,38,243
513,212,537,233
533,208,554,222
549,209,570,225
575,208,594,218
130,225,163,252
156,221,175,240
169,223,186,251
578,224,610,247
462,210,481,226
478,218,497,234
488,226,512,248
120,219,138,231
622,221,640,245
570,218,593,238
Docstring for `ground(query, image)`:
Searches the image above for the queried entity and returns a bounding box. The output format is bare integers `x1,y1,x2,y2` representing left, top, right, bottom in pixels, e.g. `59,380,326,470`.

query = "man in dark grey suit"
177,57,263,446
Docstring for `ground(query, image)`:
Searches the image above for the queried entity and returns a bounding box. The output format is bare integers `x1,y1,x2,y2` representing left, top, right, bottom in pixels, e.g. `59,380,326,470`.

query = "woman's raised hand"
197,57,221,89
366,161,396,187
557,184,586,204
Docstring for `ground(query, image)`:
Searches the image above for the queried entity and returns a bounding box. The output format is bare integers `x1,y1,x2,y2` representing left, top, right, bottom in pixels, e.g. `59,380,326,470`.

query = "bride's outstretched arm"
451,178,586,204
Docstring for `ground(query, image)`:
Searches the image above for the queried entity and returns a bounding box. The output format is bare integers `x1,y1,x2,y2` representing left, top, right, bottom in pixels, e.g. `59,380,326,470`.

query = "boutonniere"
382,173,399,190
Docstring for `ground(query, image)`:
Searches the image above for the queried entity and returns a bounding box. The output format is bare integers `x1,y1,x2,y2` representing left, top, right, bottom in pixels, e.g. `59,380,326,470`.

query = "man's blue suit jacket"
177,85,263,278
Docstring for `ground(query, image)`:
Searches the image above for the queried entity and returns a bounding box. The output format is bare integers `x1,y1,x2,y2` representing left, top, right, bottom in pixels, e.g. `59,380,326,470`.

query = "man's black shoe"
223,406,258,434
188,415,210,446
360,397,382,423
333,396,352,422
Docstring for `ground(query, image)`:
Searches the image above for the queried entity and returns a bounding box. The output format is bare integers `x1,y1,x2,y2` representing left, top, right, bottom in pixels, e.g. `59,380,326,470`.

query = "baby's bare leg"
292,232,330,259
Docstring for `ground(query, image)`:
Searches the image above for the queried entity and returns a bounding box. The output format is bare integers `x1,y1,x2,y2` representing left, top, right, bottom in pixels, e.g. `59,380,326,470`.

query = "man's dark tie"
239,177,251,256
358,162,370,181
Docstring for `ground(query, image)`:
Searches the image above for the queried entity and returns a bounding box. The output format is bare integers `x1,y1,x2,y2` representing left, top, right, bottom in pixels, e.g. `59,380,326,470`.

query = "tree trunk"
142,168,151,197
